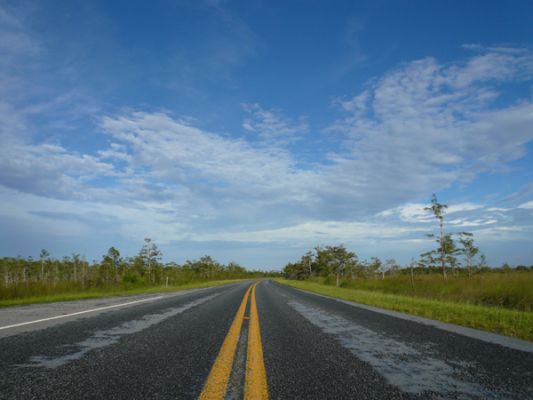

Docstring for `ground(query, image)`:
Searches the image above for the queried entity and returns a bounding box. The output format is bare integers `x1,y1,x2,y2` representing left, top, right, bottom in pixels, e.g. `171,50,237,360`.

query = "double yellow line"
199,282,268,400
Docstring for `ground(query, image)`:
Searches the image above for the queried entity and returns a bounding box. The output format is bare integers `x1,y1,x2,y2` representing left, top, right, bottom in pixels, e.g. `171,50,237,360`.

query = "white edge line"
0,282,244,332
276,281,533,354
0,296,167,331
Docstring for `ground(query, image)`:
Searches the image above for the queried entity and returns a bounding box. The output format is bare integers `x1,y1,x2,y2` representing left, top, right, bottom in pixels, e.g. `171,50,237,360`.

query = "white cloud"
336,90,369,115
0,138,116,199
378,202,484,224
446,203,484,214
326,47,533,212
192,220,427,244
518,201,533,209
448,218,498,227
378,203,433,223
452,45,533,87
100,111,318,205
242,103,308,144
486,207,509,212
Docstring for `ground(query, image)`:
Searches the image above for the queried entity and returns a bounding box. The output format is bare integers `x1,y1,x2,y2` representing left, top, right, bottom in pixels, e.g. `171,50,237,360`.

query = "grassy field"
0,279,244,308
277,278,533,341
330,272,533,312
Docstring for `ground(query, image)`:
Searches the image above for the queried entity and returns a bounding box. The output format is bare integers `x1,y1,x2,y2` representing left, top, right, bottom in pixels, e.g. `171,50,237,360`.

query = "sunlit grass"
318,272,533,311
277,279,533,341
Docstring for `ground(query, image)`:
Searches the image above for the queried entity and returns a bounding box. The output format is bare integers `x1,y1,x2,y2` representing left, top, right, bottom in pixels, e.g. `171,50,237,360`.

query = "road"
0,280,532,399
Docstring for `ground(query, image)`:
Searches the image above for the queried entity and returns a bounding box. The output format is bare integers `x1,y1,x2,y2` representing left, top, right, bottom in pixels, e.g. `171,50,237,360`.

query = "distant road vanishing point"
1,280,532,399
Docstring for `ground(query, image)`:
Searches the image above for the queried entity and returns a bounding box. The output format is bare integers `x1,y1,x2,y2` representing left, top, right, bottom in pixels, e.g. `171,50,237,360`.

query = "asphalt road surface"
1,280,532,399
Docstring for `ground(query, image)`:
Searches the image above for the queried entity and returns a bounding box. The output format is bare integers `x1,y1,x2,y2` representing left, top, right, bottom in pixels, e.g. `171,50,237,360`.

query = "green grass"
0,279,245,308
276,279,533,341
333,272,533,311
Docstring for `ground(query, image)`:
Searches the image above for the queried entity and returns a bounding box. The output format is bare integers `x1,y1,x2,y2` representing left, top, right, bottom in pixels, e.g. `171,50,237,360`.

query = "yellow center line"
199,284,253,400
245,283,269,400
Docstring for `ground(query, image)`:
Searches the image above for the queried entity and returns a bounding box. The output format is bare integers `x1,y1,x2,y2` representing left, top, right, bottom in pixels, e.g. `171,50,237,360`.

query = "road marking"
199,285,253,400
0,295,168,331
245,283,269,400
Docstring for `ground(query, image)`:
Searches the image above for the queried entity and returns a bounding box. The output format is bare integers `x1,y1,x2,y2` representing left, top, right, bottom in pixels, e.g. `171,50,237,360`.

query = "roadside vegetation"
0,238,279,307
277,279,533,341
280,194,533,340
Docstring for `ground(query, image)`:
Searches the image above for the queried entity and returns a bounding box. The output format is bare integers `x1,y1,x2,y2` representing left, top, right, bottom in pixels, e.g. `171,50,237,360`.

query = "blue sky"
1,0,533,268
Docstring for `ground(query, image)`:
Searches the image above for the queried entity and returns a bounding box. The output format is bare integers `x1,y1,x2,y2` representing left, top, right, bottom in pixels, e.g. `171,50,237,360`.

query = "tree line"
283,194,531,285
1,237,278,292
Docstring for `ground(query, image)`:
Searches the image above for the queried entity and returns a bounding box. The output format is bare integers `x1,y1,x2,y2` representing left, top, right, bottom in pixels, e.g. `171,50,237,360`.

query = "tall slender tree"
459,232,479,277
425,194,450,280
101,247,121,283
39,249,49,282
72,253,80,282
139,238,162,283
408,259,416,289
300,251,314,278
368,257,382,278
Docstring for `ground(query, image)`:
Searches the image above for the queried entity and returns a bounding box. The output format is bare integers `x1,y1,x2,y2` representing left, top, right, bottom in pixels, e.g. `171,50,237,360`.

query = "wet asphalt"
1,280,532,399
